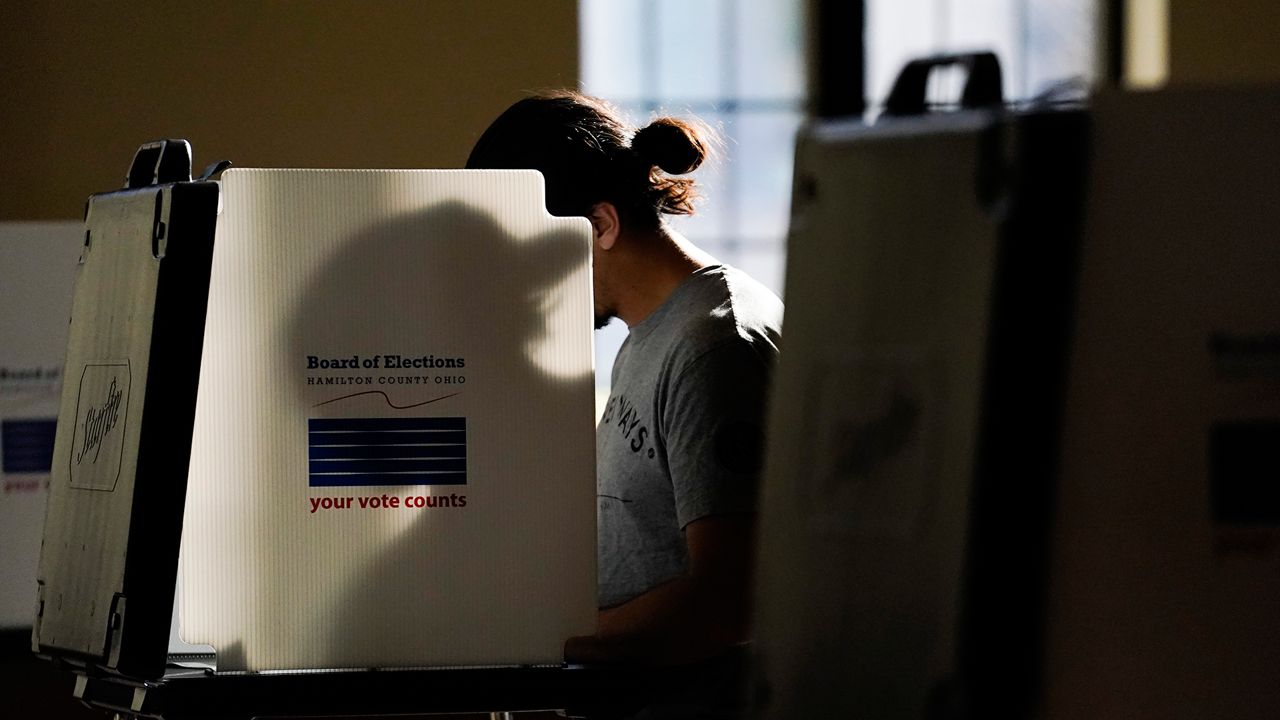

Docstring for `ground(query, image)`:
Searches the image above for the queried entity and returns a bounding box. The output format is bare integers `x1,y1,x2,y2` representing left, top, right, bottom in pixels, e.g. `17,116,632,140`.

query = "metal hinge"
152,188,171,260
106,593,127,668
31,582,46,652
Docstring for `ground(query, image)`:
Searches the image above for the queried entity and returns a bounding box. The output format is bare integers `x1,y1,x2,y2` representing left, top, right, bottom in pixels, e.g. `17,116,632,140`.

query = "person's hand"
564,633,619,664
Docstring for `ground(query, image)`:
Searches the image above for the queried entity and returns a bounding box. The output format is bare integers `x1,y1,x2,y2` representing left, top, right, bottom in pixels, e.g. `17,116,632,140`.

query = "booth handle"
883,52,1004,117
126,139,193,188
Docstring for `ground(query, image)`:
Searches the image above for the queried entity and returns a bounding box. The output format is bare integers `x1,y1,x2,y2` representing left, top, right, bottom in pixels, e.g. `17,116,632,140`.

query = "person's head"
466,91,711,232
467,92,713,329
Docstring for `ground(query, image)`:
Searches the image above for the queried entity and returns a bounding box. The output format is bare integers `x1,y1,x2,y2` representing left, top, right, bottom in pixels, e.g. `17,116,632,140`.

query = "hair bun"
632,117,707,175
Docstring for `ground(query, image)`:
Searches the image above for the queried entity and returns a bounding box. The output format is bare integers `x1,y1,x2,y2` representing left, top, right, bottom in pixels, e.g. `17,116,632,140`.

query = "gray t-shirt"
597,265,783,609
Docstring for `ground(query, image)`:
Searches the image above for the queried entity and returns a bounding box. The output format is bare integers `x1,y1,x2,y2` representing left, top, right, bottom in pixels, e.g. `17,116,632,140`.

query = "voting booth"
751,53,1089,719
180,165,597,672
751,57,1280,719
30,141,665,718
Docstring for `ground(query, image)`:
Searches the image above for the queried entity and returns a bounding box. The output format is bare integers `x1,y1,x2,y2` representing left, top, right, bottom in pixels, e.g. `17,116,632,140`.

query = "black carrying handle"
126,139,193,188
883,52,1004,117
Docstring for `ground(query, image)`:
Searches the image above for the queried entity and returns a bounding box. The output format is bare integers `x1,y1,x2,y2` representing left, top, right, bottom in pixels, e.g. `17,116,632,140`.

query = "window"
580,0,805,412
580,1,1096,413
866,0,1098,111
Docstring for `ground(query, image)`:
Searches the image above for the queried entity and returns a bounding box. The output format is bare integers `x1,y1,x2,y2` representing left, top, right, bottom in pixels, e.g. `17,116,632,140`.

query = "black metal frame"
62,662,698,720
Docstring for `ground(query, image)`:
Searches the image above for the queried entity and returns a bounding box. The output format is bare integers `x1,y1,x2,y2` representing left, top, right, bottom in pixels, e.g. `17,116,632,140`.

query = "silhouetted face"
592,241,615,330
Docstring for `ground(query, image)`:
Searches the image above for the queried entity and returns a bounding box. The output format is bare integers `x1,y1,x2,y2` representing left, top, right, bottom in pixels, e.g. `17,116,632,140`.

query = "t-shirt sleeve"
662,336,775,529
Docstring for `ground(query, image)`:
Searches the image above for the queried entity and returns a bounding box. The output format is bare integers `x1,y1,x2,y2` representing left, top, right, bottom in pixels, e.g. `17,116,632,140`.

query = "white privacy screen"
180,169,596,671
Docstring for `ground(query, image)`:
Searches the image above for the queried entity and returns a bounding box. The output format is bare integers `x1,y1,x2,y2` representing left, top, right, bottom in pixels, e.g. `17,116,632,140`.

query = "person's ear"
588,202,621,251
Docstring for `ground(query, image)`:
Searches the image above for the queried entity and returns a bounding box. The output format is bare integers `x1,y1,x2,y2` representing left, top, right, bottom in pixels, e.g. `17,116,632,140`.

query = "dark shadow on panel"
240,201,593,669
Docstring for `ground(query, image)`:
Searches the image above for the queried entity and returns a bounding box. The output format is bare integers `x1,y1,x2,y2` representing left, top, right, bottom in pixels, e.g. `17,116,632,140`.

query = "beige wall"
1170,0,1280,83
0,1,579,220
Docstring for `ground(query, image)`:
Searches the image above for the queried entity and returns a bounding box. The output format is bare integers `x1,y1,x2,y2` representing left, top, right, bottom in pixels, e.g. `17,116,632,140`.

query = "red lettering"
309,496,354,512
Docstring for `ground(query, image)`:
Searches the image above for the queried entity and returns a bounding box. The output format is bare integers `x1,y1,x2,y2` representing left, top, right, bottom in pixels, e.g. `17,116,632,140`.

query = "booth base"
55,661,699,720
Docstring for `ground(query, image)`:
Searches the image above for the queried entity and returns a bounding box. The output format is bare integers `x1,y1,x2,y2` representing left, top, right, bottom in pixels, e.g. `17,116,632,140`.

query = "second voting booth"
751,57,1280,720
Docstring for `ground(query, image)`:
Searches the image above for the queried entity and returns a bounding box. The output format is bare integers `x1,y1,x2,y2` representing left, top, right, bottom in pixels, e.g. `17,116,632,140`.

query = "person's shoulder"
683,265,782,337
717,265,783,339
670,265,783,366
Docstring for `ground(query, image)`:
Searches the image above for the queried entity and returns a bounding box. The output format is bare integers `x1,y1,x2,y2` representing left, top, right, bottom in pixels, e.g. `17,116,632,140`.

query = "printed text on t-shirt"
601,394,654,457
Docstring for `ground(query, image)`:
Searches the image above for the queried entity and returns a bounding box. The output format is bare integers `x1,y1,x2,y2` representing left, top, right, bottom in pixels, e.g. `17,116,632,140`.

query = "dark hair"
466,91,711,229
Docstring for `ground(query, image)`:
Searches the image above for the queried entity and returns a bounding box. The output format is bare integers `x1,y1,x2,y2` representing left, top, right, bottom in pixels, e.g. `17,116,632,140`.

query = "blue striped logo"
2,419,58,474
307,417,466,487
